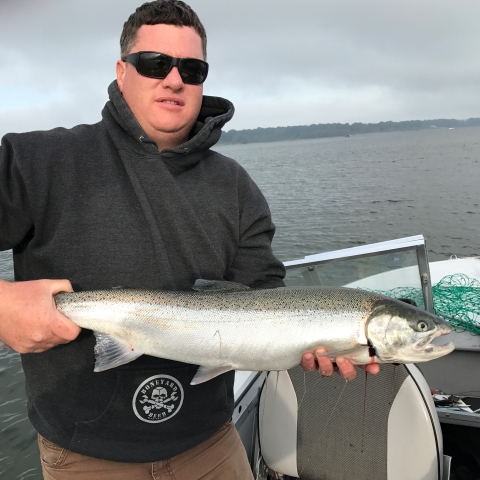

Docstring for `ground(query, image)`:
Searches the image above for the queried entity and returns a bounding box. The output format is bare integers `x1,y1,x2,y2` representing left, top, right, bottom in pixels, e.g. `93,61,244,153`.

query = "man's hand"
301,347,380,381
0,279,81,353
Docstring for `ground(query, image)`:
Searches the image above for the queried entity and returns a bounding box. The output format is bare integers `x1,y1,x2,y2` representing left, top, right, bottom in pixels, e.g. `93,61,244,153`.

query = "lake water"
1,126,479,478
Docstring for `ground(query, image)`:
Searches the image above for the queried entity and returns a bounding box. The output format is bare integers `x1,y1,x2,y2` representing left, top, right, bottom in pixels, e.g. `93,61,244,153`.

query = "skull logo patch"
133,375,184,423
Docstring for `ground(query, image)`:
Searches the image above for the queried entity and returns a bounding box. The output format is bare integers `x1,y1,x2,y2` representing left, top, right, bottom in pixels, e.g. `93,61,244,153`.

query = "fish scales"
54,284,454,383
56,287,374,369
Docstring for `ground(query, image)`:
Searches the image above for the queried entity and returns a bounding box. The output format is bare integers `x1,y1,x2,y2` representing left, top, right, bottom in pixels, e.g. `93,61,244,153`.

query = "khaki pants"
39,420,254,480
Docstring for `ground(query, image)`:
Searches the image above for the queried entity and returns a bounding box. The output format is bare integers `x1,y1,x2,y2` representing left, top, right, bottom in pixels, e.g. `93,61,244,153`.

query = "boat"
233,235,480,479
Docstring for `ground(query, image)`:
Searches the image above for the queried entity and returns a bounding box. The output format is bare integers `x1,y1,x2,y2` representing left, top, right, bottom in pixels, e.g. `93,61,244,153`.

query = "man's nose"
162,66,184,89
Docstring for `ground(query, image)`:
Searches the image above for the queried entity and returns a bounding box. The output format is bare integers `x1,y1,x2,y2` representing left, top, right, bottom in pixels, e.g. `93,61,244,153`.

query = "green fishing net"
370,274,480,335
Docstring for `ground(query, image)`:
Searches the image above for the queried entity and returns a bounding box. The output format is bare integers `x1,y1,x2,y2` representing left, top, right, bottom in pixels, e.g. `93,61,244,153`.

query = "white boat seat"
259,363,447,480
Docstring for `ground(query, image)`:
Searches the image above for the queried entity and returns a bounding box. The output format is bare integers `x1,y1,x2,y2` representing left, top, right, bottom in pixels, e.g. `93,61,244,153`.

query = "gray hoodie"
0,81,285,462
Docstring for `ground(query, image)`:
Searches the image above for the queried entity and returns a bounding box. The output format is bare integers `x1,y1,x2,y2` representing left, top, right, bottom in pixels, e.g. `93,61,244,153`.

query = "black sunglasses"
123,51,209,85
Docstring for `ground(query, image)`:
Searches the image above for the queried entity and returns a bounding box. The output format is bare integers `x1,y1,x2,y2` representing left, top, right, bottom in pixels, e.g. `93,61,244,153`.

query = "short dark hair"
120,0,207,60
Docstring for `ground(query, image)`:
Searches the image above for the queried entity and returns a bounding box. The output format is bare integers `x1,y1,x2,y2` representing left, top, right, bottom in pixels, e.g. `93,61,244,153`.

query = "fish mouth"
421,342,455,355
414,327,455,358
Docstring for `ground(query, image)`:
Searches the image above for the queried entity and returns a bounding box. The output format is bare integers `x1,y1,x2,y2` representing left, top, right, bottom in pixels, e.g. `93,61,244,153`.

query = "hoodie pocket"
69,362,234,462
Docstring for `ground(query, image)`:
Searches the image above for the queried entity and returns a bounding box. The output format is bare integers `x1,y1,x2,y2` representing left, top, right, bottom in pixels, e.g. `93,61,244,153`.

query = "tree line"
218,118,480,145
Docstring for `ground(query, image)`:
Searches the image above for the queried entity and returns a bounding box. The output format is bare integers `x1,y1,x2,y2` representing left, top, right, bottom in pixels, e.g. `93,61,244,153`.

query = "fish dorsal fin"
192,279,250,293
93,332,143,372
190,365,234,385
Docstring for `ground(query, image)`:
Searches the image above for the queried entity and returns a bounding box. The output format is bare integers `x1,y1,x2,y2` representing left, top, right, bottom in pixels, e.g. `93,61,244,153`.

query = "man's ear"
116,60,126,92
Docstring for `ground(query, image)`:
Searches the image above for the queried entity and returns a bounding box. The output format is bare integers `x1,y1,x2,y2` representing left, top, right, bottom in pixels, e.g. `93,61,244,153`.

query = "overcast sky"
1,0,479,135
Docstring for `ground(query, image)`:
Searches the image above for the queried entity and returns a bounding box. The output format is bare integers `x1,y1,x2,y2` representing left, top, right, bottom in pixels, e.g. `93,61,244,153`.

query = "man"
0,1,376,478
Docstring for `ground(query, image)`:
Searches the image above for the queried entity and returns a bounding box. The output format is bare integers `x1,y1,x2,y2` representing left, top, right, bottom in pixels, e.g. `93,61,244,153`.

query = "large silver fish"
54,280,454,384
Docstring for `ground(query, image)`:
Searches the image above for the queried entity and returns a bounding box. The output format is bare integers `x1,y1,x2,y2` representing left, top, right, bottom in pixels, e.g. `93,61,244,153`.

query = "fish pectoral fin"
190,365,234,385
93,332,143,372
192,279,250,292
316,345,371,364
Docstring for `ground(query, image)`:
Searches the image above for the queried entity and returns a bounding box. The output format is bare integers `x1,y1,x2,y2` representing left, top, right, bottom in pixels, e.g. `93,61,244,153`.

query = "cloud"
1,0,479,134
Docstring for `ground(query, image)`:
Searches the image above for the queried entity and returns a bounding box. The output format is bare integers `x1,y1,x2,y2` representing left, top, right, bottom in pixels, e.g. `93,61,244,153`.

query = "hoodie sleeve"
0,135,34,251
226,172,286,289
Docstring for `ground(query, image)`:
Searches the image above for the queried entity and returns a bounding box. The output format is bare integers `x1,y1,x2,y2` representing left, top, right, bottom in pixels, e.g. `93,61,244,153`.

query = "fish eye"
417,321,429,331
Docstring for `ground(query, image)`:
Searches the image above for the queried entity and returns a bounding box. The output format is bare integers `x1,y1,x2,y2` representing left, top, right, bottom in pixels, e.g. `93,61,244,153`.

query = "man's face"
116,24,204,150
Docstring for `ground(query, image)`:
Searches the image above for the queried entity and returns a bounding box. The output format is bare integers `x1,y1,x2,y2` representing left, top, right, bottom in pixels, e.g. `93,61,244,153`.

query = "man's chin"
146,124,192,149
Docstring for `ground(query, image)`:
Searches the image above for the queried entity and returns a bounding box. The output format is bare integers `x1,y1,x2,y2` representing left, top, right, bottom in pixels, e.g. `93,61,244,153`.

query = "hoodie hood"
102,81,234,170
